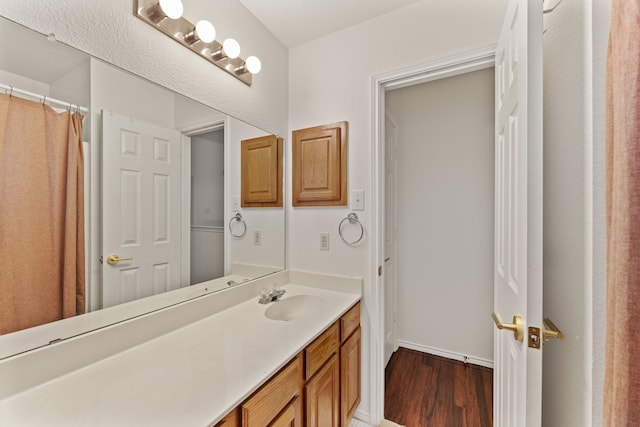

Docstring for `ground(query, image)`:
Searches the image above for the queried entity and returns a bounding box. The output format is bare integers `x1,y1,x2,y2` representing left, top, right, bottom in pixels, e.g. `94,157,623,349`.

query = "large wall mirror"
0,16,285,359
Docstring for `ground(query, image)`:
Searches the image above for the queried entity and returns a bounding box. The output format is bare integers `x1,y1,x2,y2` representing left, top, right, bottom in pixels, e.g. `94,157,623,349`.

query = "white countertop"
0,283,360,426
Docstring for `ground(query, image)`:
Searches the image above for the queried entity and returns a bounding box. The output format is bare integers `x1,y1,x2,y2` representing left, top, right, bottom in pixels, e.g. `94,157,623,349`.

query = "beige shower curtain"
604,0,640,425
0,93,85,335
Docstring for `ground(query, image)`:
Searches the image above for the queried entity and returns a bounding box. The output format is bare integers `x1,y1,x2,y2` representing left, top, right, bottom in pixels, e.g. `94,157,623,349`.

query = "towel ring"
339,213,364,245
229,213,247,238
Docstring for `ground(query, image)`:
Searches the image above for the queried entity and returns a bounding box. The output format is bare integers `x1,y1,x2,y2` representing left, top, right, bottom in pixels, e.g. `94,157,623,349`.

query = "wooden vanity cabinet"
340,303,361,426
215,407,240,427
215,302,361,427
304,323,340,427
241,353,303,427
270,397,301,427
340,327,361,425
305,302,361,427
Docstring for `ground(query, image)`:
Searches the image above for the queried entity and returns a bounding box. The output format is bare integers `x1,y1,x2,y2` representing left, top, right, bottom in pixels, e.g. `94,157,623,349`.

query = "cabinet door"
341,327,361,426
241,135,283,207
270,397,301,427
214,407,240,427
292,121,347,206
305,354,340,427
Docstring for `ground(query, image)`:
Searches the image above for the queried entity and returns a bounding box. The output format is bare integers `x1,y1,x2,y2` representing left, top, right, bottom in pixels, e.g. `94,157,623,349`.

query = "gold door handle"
106,254,133,265
542,318,564,343
492,312,524,342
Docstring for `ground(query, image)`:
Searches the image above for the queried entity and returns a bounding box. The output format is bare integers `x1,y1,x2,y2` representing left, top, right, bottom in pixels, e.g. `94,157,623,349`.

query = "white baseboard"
396,340,494,369
353,408,371,425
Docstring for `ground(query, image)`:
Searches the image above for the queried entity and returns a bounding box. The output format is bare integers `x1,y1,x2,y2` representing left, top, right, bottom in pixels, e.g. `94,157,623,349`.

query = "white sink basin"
264,295,324,321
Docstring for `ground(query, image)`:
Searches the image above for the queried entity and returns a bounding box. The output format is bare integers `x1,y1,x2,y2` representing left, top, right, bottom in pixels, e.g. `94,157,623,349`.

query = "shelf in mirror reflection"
0,15,285,359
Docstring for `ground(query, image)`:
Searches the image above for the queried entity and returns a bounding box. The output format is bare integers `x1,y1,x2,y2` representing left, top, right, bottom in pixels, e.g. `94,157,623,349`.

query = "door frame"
383,110,398,366
178,119,229,282
369,45,496,424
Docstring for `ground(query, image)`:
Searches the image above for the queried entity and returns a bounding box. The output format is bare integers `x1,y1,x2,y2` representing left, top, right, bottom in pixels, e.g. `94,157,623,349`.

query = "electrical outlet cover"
320,232,330,251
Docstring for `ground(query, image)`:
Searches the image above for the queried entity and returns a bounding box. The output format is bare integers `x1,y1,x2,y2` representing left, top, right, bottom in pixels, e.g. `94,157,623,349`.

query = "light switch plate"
232,196,240,212
352,190,365,211
254,230,262,246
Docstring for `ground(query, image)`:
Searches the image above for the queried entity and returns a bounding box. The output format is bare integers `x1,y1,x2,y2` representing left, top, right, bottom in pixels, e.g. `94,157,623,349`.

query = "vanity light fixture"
222,38,241,59
211,38,241,61
183,20,216,45
134,0,261,86
236,56,262,75
146,0,183,23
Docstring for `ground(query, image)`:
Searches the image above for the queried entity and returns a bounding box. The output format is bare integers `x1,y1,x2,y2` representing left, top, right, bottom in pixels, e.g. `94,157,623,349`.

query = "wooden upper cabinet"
241,135,283,207
292,121,347,206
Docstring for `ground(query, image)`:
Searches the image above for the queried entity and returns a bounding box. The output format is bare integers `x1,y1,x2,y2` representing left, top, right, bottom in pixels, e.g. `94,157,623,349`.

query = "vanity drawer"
340,302,360,342
214,407,240,427
241,353,302,427
305,322,339,380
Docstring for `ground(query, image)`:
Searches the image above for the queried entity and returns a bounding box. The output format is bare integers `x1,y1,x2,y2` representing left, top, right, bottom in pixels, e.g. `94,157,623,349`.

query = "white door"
384,113,398,366
101,110,183,308
493,0,543,426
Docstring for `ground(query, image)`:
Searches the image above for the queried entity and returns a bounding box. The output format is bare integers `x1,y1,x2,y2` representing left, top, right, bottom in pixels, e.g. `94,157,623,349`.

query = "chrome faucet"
259,286,286,304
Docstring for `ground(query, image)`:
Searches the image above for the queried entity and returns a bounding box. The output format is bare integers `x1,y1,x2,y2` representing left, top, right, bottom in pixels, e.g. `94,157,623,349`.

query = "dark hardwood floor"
384,348,493,427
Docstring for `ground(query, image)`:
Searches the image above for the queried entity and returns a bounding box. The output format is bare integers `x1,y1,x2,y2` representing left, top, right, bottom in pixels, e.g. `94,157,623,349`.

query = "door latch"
528,327,541,349
528,318,564,349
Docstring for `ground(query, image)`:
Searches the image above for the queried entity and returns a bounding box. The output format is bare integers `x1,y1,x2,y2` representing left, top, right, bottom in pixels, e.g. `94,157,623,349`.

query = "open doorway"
382,68,495,426
371,48,497,426
186,125,226,285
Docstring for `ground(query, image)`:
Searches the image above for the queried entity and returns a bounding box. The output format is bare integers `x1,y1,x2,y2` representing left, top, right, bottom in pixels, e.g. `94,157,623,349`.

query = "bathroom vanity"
218,300,361,427
0,270,361,426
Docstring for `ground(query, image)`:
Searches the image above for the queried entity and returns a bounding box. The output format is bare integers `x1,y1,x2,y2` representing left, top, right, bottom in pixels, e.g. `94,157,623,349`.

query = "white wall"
288,1,506,421
49,60,91,141
542,0,609,426
0,69,50,95
0,0,289,136
386,68,494,365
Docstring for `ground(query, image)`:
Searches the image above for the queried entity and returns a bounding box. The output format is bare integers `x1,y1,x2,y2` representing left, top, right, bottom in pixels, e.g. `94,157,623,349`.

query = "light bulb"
223,38,241,59
195,20,216,43
245,56,262,74
159,0,183,19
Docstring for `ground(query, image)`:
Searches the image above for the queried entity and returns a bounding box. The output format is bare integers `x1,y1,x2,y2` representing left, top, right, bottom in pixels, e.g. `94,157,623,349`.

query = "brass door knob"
492,312,524,342
106,254,133,265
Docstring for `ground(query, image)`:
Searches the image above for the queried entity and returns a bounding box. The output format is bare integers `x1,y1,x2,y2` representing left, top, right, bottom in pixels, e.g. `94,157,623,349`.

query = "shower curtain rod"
1,83,89,114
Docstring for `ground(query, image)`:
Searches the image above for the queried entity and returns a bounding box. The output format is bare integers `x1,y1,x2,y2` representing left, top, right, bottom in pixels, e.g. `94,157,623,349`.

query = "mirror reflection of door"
101,110,183,309
102,113,227,308
189,126,225,284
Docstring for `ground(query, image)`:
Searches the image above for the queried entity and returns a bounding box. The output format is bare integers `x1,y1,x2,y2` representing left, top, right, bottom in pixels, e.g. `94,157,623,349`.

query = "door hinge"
528,326,541,349
378,265,382,276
